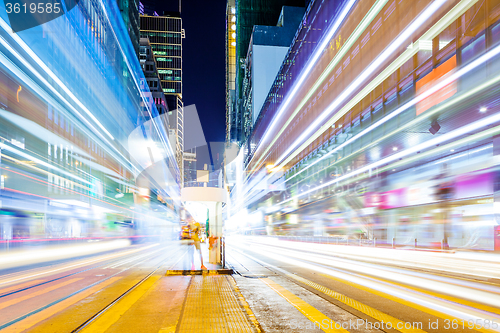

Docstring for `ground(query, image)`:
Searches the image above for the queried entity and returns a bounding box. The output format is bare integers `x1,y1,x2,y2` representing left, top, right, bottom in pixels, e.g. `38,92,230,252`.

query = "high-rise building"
225,0,305,145
183,149,197,187
167,98,184,185
116,0,140,56
225,0,237,145
139,37,169,117
141,13,185,183
140,13,184,111
239,6,304,140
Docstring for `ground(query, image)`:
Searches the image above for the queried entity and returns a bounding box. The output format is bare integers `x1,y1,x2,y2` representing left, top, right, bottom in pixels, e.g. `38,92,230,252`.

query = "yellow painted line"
288,274,427,333
260,278,348,332
228,276,263,332
0,280,45,295
165,270,231,275
319,274,498,333
80,275,162,333
3,276,122,333
0,278,82,310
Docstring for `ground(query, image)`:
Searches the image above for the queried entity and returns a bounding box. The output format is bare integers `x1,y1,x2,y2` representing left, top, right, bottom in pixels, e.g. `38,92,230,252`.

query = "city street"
0,239,498,332
1,0,500,331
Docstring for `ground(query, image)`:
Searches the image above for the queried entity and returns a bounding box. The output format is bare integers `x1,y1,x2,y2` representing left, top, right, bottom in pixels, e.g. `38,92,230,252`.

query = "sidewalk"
161,243,259,332
161,244,258,332
175,275,259,332
75,242,259,333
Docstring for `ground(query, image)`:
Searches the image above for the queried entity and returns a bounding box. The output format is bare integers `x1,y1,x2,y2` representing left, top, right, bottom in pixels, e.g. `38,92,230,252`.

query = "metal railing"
264,235,452,250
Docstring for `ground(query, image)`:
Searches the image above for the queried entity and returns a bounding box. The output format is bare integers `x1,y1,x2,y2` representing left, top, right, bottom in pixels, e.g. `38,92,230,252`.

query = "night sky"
159,0,227,144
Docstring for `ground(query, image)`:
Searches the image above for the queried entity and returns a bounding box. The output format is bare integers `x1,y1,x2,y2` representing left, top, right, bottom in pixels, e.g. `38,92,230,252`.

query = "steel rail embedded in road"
71,247,185,333
0,245,174,331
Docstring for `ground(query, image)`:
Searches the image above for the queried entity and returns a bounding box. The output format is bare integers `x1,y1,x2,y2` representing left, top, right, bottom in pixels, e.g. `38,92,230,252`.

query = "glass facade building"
116,0,140,57
0,0,180,239
140,13,183,111
229,0,500,250
139,38,170,118
226,0,305,144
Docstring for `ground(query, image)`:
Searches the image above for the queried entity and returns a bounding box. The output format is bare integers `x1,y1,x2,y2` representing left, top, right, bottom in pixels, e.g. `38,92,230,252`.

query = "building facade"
140,13,183,110
225,0,237,145
240,6,304,140
183,149,197,187
228,0,500,250
139,38,169,118
0,0,181,239
116,0,140,56
225,0,305,145
140,13,185,183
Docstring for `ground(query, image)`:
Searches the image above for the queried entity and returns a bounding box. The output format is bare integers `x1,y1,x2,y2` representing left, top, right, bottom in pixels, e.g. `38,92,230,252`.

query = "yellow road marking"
289,274,427,333
228,276,263,332
3,276,122,333
0,280,45,295
80,275,161,333
0,278,82,310
319,273,498,333
261,278,348,332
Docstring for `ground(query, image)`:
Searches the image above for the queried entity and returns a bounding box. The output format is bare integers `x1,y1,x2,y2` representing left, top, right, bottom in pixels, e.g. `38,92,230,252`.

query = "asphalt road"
0,241,187,332
0,237,499,333
226,237,500,333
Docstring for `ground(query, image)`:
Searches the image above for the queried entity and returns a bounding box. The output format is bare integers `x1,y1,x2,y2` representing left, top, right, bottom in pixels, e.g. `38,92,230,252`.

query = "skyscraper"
225,0,305,145
116,0,140,57
140,13,184,182
239,6,304,142
225,0,236,145
140,13,183,111
139,37,169,117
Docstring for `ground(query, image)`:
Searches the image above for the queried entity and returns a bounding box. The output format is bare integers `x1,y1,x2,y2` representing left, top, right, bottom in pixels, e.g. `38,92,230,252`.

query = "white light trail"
0,18,114,141
286,42,500,182
275,0,448,166
255,0,357,153
249,0,390,173
284,104,500,204
0,141,90,184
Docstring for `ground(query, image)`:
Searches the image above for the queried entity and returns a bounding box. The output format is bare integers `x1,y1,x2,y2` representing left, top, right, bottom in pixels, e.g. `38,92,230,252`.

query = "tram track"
71,247,188,332
0,243,161,289
0,244,186,331
228,242,500,333
226,248,389,332
0,244,165,300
